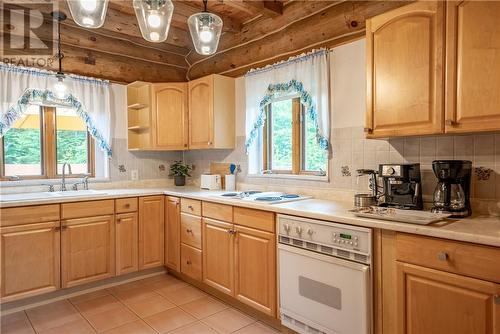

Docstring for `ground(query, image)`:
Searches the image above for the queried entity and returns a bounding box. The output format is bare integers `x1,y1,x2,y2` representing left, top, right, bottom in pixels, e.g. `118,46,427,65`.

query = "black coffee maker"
378,163,423,210
431,160,472,218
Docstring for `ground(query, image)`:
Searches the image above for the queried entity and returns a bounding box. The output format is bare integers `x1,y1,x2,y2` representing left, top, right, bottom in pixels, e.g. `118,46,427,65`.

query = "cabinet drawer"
181,213,202,249
396,233,500,283
115,197,138,213
234,207,275,233
0,205,60,227
181,244,202,281
202,202,233,222
181,198,201,216
61,200,114,219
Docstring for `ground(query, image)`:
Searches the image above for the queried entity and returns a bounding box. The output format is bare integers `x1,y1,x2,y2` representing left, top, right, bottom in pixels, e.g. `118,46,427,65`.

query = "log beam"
2,9,188,69
187,1,409,79
1,34,187,83
220,0,283,17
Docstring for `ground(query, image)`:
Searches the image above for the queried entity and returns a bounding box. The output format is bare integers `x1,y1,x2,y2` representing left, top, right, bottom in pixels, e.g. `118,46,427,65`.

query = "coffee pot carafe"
431,160,472,218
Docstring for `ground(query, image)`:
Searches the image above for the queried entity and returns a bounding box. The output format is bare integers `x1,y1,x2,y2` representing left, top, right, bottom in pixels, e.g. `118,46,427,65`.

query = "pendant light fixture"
51,11,68,99
187,0,223,55
133,0,174,43
67,0,109,28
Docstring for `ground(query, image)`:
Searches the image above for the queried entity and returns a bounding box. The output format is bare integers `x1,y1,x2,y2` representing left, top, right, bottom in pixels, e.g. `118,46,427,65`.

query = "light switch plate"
131,169,139,180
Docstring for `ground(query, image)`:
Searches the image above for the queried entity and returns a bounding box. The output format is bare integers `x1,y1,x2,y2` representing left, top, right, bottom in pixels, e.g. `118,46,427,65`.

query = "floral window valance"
244,49,330,156
0,63,112,157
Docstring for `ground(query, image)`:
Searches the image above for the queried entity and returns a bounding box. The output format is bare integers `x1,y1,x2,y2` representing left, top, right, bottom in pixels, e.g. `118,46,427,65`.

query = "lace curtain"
0,63,112,156
244,49,330,172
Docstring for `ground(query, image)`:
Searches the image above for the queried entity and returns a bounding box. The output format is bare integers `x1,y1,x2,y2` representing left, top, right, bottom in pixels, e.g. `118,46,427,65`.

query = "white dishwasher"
277,214,372,334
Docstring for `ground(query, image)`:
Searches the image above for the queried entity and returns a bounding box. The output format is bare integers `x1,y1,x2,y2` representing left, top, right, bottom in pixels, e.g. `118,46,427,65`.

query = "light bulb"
81,0,97,11
149,32,160,41
82,17,95,26
54,77,67,99
201,45,210,54
147,11,161,28
199,26,213,43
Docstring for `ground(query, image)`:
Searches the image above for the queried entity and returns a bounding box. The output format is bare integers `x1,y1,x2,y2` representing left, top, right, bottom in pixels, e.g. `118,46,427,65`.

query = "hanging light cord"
202,0,208,12
57,17,63,75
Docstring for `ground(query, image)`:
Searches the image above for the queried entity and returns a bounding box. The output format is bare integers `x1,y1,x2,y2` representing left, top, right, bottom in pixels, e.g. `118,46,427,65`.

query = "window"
1,105,95,180
262,97,327,175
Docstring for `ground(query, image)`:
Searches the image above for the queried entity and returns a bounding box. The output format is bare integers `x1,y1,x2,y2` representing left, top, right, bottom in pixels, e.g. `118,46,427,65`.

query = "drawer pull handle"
437,252,448,261
124,203,130,208
445,119,458,126
494,295,500,305
186,260,192,265
188,205,193,210
186,228,192,234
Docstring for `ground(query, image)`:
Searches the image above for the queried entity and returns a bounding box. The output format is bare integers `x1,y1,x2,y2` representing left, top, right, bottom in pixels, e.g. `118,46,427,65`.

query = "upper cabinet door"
366,2,445,138
445,1,500,133
153,83,188,150
189,76,214,149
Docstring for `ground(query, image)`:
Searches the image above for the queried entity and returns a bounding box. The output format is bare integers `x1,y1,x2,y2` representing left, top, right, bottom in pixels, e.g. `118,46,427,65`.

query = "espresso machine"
431,160,472,218
378,163,423,210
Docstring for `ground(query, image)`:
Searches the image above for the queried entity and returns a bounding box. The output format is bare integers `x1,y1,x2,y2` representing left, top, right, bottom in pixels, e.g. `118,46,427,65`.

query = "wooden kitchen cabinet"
115,212,138,275
61,215,115,288
365,1,445,138
0,222,60,302
138,196,164,269
445,1,500,133
165,196,181,271
234,225,276,317
202,218,234,295
188,74,235,149
153,83,188,149
396,262,500,334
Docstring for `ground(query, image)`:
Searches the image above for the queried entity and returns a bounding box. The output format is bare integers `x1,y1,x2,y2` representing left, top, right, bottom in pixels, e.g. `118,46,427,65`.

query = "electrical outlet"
131,169,139,180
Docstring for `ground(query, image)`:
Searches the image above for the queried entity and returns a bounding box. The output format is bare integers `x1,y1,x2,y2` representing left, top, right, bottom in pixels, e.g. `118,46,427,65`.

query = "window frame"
0,105,95,181
262,97,327,176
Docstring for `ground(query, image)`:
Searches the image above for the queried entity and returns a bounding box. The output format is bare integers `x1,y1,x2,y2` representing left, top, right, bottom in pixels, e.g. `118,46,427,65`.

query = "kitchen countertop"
1,187,499,247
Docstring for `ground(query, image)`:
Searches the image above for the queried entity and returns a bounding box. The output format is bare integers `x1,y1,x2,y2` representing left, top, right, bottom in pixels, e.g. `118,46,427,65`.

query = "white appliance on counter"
277,214,372,334
200,174,222,190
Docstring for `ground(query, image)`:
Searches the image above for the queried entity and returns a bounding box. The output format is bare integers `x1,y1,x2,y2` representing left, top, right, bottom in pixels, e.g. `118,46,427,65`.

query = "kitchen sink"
0,189,108,202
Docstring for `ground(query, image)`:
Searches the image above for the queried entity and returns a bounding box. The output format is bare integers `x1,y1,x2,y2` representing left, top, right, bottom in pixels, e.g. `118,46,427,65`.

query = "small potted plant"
169,161,192,186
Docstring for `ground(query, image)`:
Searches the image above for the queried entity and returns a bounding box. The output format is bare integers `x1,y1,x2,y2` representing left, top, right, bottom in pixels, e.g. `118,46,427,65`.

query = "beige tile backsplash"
185,128,500,214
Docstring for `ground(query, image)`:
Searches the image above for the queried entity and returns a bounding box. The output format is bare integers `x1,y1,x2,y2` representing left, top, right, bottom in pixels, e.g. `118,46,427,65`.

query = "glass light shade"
133,0,174,43
188,12,223,55
53,76,68,99
67,0,109,28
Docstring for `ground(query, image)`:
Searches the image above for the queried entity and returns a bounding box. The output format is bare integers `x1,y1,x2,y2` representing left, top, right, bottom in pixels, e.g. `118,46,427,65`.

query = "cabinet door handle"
494,295,500,305
207,141,212,145
54,226,61,231
188,205,193,210
186,260,192,265
445,119,457,126
363,127,373,134
124,203,130,208
186,228,192,234
437,251,448,261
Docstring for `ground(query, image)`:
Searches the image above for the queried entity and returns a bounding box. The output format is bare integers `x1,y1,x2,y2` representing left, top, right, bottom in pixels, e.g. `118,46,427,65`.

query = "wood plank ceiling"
1,0,409,83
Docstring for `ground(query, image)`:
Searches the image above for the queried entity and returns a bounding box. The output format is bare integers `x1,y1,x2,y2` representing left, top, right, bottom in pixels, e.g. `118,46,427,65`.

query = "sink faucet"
61,163,72,191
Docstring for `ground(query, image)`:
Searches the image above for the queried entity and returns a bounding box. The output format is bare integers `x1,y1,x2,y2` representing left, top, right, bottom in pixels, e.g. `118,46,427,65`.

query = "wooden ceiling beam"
10,1,193,50
2,34,187,83
1,11,188,69
187,1,409,79
220,0,283,17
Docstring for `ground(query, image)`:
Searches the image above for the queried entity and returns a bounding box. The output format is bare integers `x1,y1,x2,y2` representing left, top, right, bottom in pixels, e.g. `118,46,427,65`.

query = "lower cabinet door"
181,243,202,281
139,196,164,269
116,212,138,275
61,215,115,288
202,218,234,295
234,225,276,316
165,196,181,271
1,222,60,302
397,262,500,334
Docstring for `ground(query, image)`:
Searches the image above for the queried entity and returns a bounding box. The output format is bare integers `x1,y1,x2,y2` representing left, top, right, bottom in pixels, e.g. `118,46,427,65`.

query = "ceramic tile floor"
0,274,281,334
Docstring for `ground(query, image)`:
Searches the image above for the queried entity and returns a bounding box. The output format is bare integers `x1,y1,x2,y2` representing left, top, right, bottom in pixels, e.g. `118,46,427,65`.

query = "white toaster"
200,174,222,190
